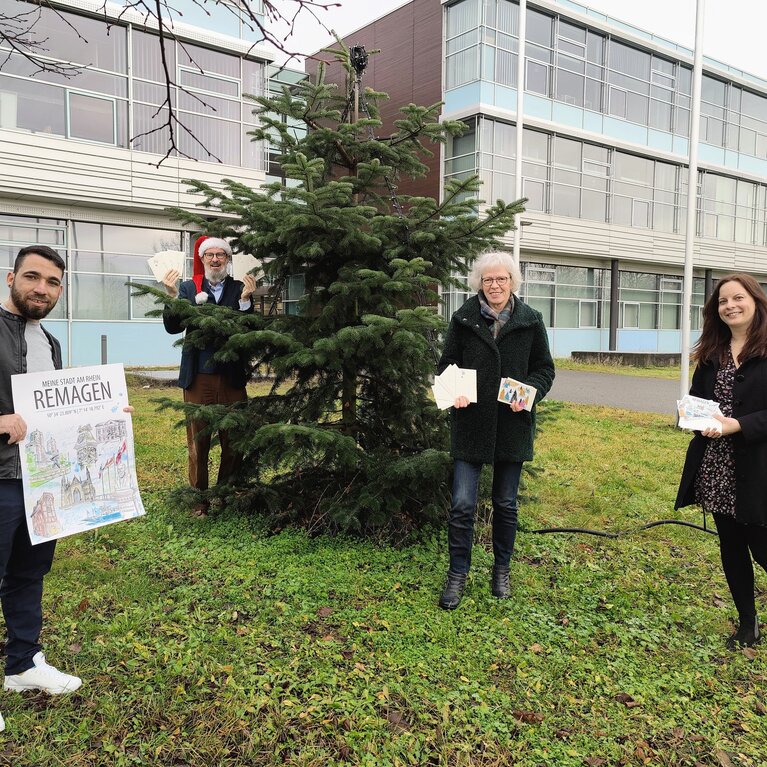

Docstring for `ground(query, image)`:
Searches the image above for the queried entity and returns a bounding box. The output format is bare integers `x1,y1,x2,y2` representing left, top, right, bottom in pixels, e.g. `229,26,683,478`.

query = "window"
67,92,116,144
68,222,182,321
622,302,640,329
446,0,480,89
0,2,127,71
620,272,657,329
0,215,66,274
524,264,554,324
526,60,549,95
659,277,682,329
283,274,305,315
579,300,597,327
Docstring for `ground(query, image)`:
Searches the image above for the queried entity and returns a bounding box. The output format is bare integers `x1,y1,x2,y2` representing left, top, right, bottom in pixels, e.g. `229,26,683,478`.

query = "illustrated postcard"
497,377,537,411
677,394,722,433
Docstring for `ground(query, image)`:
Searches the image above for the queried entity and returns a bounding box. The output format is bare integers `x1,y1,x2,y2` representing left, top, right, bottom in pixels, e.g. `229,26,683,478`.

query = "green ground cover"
2,385,765,766
553,358,690,380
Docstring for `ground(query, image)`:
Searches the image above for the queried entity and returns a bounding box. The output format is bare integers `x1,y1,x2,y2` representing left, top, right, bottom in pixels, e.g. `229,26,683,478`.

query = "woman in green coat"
438,251,555,609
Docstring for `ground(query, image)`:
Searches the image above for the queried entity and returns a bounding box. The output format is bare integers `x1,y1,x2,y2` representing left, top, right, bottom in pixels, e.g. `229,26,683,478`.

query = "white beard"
204,265,228,285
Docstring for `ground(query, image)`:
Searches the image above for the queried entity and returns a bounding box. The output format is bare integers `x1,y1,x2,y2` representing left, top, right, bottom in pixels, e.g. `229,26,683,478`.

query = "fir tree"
155,46,524,533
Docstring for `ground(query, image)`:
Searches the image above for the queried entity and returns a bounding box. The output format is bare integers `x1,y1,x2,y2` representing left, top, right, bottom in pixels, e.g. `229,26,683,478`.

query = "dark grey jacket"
439,295,555,464
162,276,252,390
676,356,767,526
0,306,63,479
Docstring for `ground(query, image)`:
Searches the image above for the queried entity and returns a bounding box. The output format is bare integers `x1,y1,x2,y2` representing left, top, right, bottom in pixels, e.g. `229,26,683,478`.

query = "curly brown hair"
693,273,767,365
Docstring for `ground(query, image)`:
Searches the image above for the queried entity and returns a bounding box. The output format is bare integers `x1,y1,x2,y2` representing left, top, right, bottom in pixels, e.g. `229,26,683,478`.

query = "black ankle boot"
439,571,467,610
726,615,761,650
491,565,511,599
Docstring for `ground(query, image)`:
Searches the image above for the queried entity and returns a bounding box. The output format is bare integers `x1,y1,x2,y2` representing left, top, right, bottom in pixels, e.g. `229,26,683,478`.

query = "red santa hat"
192,235,207,294
192,236,232,293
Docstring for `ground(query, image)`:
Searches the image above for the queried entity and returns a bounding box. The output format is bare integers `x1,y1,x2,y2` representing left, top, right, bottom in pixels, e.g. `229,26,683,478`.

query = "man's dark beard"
10,283,54,320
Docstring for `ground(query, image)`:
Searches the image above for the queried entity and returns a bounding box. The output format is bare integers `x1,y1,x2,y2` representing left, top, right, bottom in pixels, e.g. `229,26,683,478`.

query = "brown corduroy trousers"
183,373,247,490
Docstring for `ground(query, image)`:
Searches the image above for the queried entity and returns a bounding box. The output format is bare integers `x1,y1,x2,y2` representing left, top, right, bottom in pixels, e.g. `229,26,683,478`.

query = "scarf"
478,292,513,339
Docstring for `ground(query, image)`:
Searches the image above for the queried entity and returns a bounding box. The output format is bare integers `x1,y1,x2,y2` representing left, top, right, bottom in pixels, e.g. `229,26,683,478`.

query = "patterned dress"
694,350,737,517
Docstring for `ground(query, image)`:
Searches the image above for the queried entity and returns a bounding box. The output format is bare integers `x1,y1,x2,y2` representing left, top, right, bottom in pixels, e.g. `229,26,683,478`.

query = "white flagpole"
512,0,527,267
680,0,705,398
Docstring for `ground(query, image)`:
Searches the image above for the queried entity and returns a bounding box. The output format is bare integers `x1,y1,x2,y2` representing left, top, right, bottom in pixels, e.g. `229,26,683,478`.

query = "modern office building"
320,0,767,356
0,0,280,365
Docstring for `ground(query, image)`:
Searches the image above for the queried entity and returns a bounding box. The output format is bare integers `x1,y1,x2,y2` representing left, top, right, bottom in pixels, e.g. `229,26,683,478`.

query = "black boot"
491,565,511,599
438,571,467,610
726,615,761,650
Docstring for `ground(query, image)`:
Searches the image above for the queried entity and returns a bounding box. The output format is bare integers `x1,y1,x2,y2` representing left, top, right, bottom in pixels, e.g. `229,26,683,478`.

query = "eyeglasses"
481,276,509,287
202,251,228,261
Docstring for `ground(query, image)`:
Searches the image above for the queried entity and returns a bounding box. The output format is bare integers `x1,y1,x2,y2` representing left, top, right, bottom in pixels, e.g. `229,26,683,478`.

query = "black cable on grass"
523,517,718,538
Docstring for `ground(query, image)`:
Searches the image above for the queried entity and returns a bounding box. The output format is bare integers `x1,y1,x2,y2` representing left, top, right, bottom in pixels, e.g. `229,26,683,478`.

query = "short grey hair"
467,251,523,293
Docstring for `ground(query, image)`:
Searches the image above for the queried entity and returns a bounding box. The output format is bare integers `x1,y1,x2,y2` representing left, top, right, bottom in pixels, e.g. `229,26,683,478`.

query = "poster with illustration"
11,363,145,544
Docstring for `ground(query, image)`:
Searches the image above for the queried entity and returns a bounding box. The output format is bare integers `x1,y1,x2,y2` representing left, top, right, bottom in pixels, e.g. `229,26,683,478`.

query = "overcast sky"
269,0,767,81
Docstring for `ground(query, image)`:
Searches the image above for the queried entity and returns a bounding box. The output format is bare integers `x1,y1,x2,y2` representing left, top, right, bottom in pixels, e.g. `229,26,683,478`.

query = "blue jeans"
448,460,523,574
0,480,56,674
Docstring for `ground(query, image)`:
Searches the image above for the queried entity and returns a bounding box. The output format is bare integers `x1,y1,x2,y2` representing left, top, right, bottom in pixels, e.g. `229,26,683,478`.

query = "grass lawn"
2,383,766,766
553,358,690,380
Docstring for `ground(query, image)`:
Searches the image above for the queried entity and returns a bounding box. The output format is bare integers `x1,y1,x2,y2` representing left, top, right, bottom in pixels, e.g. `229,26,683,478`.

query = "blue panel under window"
647,129,673,153
548,328,603,357
552,102,584,131
480,80,496,107
737,154,767,176
68,322,180,366
616,330,660,352
444,83,483,114
523,93,553,121
583,111,603,134
657,330,683,353
698,143,725,166
603,116,648,146
672,136,689,156
495,85,517,112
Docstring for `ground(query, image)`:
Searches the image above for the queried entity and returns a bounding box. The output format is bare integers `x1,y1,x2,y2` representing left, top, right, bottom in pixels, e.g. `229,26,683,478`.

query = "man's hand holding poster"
11,363,145,544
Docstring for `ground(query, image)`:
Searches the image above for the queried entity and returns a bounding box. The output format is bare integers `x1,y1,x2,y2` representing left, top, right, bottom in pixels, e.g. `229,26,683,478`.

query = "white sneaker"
3,652,82,695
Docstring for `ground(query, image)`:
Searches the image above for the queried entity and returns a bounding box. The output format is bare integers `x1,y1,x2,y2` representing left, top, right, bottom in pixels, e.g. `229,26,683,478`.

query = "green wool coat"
438,295,555,465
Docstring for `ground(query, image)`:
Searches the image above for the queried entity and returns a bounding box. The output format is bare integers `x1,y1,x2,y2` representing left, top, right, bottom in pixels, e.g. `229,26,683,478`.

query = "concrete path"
131,367,683,416
549,369,681,415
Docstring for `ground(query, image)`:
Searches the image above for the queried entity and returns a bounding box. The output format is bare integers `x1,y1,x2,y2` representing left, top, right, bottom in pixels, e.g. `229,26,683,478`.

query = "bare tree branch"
0,1,84,76
0,0,340,164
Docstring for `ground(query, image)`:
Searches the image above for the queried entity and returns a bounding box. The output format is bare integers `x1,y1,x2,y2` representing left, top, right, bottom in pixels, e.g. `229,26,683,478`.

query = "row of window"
0,1,265,166
2,213,749,332
446,0,767,161
446,117,767,245
0,214,303,321
443,263,708,331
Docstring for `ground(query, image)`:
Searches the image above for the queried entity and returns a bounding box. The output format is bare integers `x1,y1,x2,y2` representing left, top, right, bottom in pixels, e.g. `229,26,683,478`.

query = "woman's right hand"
453,396,470,408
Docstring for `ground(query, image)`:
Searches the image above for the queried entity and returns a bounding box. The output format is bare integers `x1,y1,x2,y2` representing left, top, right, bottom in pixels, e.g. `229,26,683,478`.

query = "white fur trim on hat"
198,237,232,258
195,292,209,304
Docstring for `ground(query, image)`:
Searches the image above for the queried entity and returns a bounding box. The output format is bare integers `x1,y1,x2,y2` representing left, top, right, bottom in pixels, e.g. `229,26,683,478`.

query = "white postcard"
232,252,262,282
432,364,478,410
11,363,145,544
147,250,185,282
497,377,537,411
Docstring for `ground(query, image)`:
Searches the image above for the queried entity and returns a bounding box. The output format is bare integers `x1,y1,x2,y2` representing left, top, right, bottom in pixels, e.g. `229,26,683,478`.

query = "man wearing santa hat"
162,236,257,517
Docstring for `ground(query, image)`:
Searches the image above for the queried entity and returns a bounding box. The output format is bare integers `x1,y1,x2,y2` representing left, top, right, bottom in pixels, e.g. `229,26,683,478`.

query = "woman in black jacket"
438,251,555,610
676,273,767,649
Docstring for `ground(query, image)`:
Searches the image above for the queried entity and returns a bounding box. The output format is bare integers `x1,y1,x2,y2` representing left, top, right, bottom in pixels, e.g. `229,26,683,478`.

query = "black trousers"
713,513,767,622
0,479,56,674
